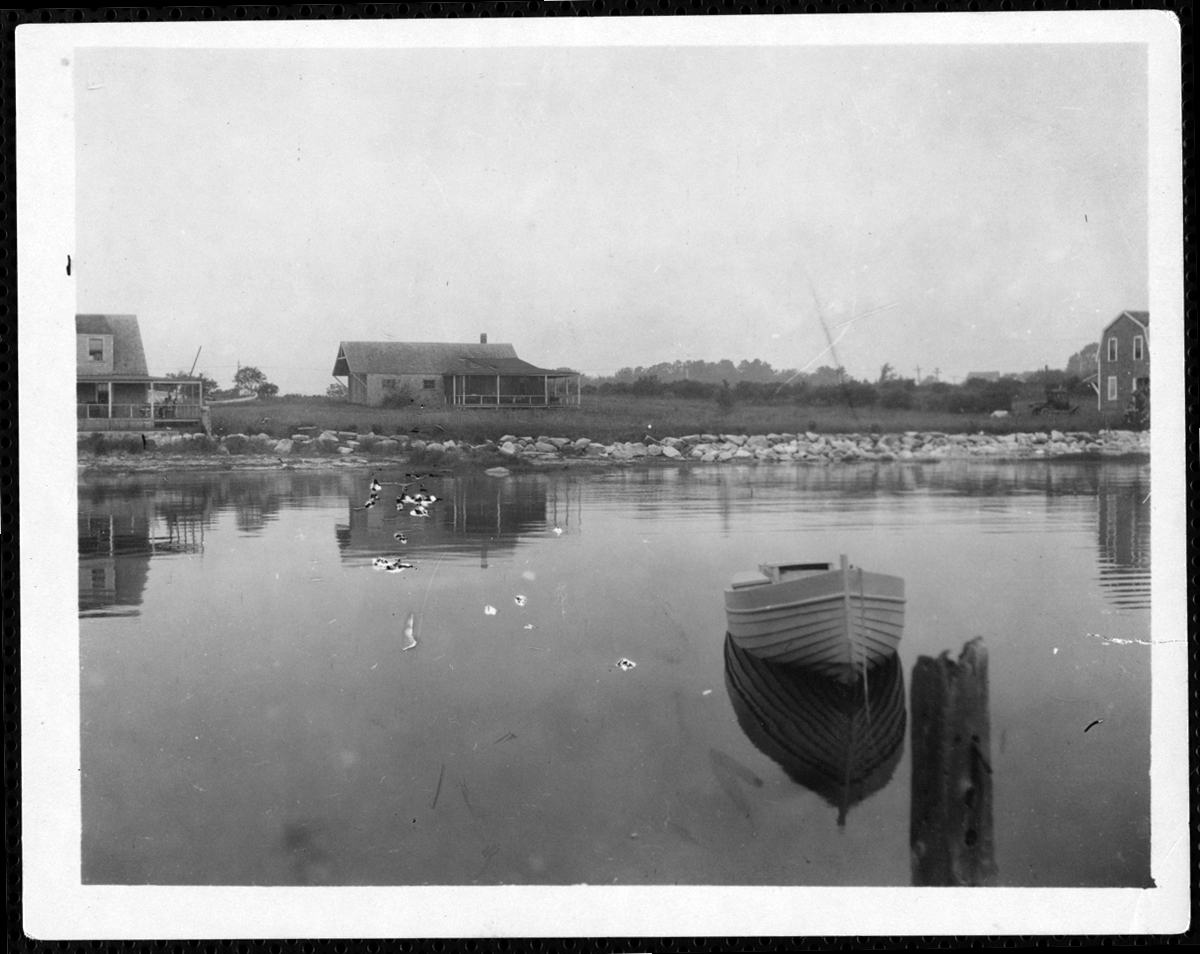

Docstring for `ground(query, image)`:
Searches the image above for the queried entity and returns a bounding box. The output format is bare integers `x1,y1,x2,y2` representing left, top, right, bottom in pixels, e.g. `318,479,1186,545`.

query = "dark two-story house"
1094,310,1149,412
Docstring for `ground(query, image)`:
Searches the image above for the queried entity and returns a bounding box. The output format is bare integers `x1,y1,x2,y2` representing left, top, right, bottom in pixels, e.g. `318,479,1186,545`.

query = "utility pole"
933,367,941,382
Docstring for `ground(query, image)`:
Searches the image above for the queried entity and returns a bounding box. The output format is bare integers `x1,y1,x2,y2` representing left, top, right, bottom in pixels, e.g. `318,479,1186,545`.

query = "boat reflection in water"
723,633,906,828
909,638,997,886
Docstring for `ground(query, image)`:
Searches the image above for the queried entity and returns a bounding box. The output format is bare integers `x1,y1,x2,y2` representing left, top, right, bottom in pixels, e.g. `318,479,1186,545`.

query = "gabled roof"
1102,310,1149,335
443,355,573,376
334,341,574,376
76,314,148,376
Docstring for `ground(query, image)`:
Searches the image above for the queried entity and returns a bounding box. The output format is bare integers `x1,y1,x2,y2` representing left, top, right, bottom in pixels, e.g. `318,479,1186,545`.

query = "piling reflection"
723,634,906,827
909,638,997,886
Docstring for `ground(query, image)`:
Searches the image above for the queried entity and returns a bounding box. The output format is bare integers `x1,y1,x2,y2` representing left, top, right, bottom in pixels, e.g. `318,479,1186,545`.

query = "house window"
1107,338,1118,362
422,379,436,390
382,378,397,391
95,383,110,404
1107,376,1118,401
88,337,104,361
1133,336,1144,361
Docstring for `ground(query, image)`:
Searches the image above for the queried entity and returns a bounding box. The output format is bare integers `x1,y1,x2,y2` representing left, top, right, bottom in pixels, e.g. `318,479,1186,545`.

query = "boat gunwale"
725,590,906,616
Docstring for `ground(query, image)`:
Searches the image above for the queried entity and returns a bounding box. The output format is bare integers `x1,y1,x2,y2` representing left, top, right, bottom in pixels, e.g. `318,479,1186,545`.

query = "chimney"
480,333,488,344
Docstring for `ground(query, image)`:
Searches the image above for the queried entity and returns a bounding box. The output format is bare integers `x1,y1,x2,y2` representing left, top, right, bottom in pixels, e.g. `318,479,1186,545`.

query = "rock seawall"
78,426,1149,467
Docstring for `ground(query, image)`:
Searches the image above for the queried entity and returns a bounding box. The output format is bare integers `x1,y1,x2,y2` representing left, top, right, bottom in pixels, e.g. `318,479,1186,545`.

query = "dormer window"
88,337,104,361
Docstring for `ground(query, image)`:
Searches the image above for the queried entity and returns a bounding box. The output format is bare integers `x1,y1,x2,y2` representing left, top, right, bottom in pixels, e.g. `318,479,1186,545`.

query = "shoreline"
77,426,1150,477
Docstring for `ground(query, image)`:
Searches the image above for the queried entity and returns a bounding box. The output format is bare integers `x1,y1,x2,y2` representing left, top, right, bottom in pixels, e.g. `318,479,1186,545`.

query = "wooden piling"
909,637,998,886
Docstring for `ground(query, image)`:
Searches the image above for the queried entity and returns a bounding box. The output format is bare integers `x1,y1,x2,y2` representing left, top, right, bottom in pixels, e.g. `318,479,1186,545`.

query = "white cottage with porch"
332,336,581,408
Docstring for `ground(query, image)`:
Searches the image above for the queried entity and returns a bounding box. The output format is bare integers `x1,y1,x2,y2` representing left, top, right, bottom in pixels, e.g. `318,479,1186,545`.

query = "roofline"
76,374,205,383
1101,311,1149,335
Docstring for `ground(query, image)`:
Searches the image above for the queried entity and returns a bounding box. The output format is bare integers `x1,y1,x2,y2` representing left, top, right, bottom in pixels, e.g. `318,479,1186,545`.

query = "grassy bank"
212,394,1121,444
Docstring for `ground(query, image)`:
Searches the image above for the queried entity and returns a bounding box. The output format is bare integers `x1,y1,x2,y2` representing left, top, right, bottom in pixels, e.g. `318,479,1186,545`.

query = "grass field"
211,394,1123,444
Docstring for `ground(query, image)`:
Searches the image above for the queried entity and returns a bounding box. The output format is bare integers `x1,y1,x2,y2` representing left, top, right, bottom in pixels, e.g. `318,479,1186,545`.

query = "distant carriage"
1029,387,1078,417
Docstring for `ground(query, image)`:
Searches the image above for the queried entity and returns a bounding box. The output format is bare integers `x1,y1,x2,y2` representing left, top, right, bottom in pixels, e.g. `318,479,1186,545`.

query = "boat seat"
730,570,772,590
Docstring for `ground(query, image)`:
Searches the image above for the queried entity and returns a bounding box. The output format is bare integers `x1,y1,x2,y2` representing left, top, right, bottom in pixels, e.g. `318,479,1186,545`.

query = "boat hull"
724,562,904,681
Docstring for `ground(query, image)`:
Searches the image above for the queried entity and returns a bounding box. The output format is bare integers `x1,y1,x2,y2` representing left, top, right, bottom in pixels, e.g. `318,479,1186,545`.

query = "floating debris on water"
514,595,527,606
552,526,564,536
402,613,416,650
523,624,536,630
374,557,415,573
394,532,407,543
484,605,498,616
1089,632,1154,647
616,658,636,671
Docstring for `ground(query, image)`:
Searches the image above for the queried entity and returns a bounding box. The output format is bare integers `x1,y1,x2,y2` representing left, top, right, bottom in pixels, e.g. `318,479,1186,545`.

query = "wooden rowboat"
724,555,904,681
724,633,906,827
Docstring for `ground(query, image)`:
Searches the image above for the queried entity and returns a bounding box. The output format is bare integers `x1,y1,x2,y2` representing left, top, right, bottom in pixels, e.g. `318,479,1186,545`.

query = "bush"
631,375,664,397
380,384,416,409
666,379,715,400
879,384,916,410
715,380,735,412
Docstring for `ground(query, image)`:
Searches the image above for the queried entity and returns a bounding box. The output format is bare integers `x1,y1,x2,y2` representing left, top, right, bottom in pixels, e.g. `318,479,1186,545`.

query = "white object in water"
402,612,416,650
616,658,636,671
514,595,527,606
484,605,497,616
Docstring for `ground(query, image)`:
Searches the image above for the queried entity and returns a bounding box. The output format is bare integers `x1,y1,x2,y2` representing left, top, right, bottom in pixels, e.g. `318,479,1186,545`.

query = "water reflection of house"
78,485,209,617
336,474,549,564
1096,474,1150,609
78,497,154,617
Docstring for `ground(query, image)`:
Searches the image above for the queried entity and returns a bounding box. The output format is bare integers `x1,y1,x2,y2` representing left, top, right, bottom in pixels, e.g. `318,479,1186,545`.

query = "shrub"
879,384,916,410
666,379,714,400
715,380,735,411
381,384,416,409
631,375,664,397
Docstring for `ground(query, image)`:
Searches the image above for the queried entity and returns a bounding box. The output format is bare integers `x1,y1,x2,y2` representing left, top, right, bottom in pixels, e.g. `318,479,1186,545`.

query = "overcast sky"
75,41,1148,394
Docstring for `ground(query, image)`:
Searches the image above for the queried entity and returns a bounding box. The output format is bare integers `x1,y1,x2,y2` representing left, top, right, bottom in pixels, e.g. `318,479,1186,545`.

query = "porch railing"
449,394,580,407
77,403,205,421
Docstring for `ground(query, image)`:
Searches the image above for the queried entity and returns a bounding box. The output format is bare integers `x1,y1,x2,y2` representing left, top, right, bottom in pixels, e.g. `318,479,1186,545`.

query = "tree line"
582,341,1102,413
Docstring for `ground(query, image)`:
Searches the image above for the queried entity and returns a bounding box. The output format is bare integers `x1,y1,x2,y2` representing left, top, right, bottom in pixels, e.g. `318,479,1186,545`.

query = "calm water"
78,460,1151,887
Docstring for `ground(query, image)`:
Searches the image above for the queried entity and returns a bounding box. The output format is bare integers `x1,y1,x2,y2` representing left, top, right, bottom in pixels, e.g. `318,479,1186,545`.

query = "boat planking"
724,554,905,682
